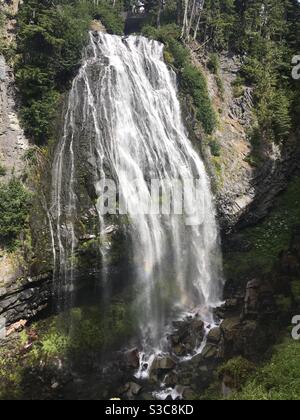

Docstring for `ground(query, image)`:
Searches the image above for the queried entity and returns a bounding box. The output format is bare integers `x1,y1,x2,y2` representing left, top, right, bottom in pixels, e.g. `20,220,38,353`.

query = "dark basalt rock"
151,356,177,371
169,317,204,357
124,348,140,369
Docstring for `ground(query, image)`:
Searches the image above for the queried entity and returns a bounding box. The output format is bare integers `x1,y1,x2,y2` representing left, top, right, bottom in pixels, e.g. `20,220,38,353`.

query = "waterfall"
51,32,224,350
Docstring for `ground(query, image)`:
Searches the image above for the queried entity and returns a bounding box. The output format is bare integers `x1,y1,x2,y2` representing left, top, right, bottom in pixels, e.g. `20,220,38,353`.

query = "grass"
142,24,216,135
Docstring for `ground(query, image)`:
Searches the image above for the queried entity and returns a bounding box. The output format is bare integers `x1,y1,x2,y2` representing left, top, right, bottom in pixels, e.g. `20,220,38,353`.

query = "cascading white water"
51,32,223,351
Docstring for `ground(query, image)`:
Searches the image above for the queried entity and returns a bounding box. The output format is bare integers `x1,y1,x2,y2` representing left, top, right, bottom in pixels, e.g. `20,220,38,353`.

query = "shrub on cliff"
0,179,31,247
229,339,300,400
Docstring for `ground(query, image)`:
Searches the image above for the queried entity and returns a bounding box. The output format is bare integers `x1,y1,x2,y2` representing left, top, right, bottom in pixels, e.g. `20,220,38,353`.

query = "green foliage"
228,339,300,400
0,179,31,247
16,0,124,144
34,302,137,359
181,64,216,134
143,24,188,68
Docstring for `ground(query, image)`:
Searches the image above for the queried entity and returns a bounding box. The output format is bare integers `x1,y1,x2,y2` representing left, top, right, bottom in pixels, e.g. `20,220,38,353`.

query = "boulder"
182,387,197,400
164,371,179,387
221,317,241,342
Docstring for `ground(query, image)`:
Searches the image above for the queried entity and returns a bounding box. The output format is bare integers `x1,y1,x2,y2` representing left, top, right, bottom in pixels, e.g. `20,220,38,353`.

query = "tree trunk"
181,0,190,39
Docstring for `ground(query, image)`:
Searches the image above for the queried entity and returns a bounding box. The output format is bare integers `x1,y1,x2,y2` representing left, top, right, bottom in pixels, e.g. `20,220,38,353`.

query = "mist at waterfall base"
50,32,224,381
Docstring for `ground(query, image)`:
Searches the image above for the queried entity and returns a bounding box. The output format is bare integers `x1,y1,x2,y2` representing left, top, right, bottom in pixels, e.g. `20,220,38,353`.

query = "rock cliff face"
189,46,300,232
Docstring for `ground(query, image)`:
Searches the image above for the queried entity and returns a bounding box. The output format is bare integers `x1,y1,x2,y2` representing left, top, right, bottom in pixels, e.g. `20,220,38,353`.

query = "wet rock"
174,358,214,392
243,279,277,320
149,356,177,384
207,327,222,344
124,348,140,369
244,279,260,318
182,387,197,400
